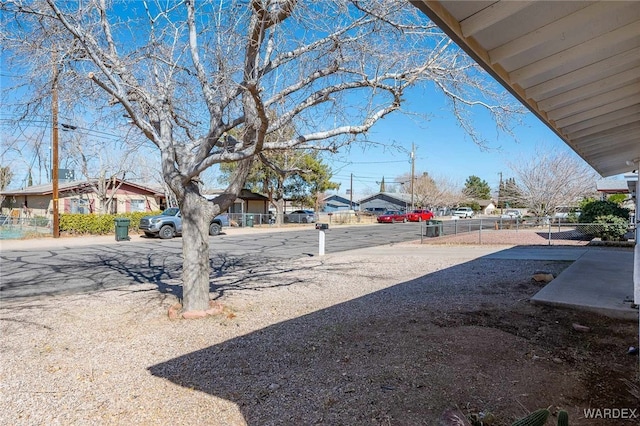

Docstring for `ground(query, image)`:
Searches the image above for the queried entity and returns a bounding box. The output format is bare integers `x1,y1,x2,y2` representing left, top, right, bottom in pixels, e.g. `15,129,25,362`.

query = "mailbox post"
315,223,329,256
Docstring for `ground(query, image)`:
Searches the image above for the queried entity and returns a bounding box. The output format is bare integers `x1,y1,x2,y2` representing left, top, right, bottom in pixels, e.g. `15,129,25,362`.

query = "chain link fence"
421,217,635,245
224,212,378,227
0,215,52,239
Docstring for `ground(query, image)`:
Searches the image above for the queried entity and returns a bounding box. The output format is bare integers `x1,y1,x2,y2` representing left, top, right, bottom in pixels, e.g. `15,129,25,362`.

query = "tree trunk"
274,197,285,225
179,192,212,312
273,179,286,225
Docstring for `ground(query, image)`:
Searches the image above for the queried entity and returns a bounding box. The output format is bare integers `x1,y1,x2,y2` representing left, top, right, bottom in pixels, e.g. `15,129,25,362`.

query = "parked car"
285,209,317,223
376,210,407,223
139,208,226,239
406,209,435,222
215,213,231,227
364,207,387,216
500,209,522,219
452,207,474,218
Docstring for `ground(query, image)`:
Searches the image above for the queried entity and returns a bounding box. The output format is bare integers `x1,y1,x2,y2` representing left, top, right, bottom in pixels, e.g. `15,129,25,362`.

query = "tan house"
1,179,165,218
477,199,497,215
204,188,270,215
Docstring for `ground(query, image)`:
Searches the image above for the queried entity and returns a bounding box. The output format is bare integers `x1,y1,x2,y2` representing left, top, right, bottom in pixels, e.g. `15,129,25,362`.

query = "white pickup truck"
452,207,474,218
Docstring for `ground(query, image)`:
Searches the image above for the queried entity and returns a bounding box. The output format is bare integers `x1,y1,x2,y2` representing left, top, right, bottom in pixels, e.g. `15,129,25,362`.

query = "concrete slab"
484,246,589,261
531,247,637,320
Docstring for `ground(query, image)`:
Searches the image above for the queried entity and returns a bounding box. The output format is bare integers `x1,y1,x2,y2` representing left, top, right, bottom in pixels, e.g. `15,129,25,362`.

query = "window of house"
130,199,146,212
70,198,89,214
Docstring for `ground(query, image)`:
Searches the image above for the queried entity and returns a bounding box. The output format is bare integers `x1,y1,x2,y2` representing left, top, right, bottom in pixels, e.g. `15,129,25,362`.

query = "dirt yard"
1,232,638,425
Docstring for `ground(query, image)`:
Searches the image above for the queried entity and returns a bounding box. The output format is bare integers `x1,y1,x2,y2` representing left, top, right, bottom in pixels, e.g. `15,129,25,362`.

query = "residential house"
596,178,631,197
204,188,270,215
322,194,360,212
358,192,413,212
596,175,638,217
477,199,497,215
0,179,165,218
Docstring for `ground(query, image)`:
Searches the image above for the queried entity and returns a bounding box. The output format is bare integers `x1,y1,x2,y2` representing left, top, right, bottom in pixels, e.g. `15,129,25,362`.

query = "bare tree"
2,0,522,314
508,148,598,217
0,166,13,208
397,172,462,211
1,130,53,187
65,132,137,213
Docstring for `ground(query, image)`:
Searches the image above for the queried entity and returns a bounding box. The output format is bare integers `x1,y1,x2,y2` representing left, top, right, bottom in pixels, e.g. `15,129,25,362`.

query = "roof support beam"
538,69,640,111
511,21,640,85
489,2,608,63
562,105,640,135
460,1,533,37
574,124,640,147
579,142,640,161
555,96,639,128
570,111,640,140
547,84,639,121
526,48,639,100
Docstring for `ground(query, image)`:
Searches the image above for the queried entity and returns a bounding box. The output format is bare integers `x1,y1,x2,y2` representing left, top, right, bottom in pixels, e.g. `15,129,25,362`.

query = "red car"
406,209,435,222
376,210,407,223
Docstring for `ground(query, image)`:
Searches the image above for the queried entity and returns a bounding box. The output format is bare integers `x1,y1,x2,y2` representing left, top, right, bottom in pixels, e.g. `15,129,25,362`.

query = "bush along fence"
59,211,161,235
421,217,635,245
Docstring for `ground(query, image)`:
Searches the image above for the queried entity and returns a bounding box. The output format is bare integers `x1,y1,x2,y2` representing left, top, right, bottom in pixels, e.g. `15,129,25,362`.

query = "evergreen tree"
220,150,338,223
463,175,491,200
499,177,523,208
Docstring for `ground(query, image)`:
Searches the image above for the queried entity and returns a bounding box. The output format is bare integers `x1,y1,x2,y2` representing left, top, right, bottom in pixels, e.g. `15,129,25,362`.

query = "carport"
410,0,639,341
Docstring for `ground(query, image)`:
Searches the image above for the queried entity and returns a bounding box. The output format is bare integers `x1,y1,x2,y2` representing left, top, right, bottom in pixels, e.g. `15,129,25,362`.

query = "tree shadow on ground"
535,229,592,241
0,242,319,304
147,248,638,425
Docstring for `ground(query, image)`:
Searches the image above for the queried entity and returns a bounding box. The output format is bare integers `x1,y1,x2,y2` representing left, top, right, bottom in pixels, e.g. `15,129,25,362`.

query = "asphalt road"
0,219,501,300
0,222,419,300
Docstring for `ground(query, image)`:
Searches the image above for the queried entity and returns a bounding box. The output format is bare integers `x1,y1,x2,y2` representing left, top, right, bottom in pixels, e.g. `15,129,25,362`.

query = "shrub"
592,215,629,241
59,213,114,234
59,211,161,235
580,200,629,223
607,193,627,205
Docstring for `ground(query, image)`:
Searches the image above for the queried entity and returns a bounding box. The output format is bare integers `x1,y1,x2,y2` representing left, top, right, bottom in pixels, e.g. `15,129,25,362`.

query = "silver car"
500,209,522,219
285,209,317,223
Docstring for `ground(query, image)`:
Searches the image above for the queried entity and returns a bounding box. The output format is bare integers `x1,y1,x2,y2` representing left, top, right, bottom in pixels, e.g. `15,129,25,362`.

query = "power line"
0,117,127,142
330,158,408,165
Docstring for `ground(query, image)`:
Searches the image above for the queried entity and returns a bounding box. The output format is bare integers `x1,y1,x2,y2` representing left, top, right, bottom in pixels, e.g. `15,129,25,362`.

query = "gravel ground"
1,230,636,425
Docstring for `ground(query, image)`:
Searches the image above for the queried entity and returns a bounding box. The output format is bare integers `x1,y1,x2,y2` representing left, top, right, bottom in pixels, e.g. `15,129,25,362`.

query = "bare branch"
508,147,598,217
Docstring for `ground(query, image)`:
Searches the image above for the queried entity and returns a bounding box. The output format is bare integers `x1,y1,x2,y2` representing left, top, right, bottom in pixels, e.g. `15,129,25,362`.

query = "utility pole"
349,173,353,210
52,51,60,238
410,143,415,211
498,171,503,214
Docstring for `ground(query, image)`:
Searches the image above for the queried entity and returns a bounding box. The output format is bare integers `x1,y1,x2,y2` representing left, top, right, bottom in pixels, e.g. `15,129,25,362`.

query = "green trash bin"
425,220,442,237
114,217,131,241
246,214,254,227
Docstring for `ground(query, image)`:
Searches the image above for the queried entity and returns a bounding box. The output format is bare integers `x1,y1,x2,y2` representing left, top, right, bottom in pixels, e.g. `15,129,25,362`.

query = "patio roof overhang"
410,0,640,177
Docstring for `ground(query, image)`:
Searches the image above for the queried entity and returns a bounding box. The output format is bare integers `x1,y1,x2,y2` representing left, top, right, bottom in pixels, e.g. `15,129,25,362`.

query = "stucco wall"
2,192,161,217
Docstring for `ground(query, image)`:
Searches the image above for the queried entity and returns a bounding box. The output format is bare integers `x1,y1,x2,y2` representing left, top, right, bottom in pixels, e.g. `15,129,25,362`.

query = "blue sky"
0,2,604,197
324,87,577,197
0,79,591,195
